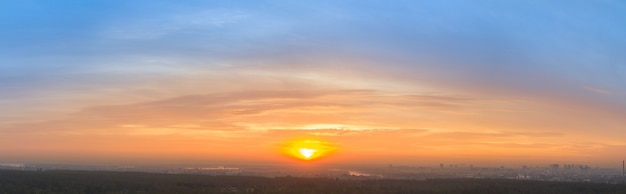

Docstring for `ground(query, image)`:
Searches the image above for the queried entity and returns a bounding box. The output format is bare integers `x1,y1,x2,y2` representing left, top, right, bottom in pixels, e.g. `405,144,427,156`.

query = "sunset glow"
0,0,625,168
282,139,336,161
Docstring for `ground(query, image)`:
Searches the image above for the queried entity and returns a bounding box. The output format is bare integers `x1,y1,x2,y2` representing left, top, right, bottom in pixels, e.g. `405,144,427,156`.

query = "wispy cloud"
583,85,611,94
102,9,248,40
4,90,481,134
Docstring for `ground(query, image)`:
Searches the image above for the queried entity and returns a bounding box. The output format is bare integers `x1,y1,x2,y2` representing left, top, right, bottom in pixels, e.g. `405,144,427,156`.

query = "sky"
1,0,626,167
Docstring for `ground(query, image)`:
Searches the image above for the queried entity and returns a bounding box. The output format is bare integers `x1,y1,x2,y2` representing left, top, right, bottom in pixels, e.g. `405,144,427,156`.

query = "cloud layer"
1,0,625,166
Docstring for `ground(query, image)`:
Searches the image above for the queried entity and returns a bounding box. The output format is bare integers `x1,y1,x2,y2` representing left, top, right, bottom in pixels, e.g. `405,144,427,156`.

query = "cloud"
583,86,611,94
3,89,482,136
102,9,248,40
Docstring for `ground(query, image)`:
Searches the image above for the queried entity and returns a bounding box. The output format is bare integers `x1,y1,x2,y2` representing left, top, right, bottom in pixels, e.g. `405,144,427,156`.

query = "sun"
298,148,317,159
281,138,336,161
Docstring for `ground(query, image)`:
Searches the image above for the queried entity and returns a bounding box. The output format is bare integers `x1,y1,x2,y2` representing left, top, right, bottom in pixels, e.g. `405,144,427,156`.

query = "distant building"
549,164,559,170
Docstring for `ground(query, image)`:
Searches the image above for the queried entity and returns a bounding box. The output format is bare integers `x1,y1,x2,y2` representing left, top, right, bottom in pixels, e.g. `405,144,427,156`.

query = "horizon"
1,1,626,168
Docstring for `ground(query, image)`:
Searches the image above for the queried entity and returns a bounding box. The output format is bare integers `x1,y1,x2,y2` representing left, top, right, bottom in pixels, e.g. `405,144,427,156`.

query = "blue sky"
2,0,624,92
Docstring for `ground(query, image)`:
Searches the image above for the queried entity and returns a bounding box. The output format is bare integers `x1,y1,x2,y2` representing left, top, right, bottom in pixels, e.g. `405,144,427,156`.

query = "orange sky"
2,73,624,167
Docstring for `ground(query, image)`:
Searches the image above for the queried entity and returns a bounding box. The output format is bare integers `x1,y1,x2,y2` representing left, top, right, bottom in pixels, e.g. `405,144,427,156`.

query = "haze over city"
1,0,625,170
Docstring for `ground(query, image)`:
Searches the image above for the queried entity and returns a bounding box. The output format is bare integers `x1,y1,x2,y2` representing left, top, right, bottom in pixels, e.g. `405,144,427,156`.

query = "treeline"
0,169,625,193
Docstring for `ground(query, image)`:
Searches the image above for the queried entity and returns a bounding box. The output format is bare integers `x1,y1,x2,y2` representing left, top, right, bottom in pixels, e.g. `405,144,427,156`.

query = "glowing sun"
298,148,317,159
281,138,336,161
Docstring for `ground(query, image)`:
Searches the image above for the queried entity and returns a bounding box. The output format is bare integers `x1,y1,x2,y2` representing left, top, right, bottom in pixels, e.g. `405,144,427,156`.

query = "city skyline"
1,0,625,167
